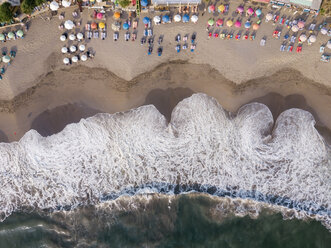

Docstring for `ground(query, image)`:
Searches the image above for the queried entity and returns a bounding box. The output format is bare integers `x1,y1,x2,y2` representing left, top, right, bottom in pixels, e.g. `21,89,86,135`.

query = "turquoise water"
0,195,330,248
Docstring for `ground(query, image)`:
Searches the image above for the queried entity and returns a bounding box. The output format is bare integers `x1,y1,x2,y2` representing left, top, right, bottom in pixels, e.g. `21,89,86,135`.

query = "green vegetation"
320,0,331,16
21,0,45,14
119,0,131,8
0,2,13,23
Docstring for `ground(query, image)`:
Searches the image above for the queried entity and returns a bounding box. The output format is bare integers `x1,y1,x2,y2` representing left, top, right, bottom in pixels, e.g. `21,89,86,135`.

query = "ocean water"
0,93,330,246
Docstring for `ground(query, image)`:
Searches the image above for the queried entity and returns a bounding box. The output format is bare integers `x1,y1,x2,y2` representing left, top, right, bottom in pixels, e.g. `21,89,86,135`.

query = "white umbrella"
63,58,70,64
72,56,78,63
61,47,68,53
291,25,299,32
70,45,77,52
69,34,76,40
60,35,66,41
64,20,74,30
266,13,273,21
174,15,181,22
79,44,85,51
191,15,198,23
81,54,87,61
153,16,160,24
327,40,331,49
299,34,307,42
2,55,10,63
50,1,59,11
62,0,71,7
321,27,328,35
77,33,83,40
308,35,316,43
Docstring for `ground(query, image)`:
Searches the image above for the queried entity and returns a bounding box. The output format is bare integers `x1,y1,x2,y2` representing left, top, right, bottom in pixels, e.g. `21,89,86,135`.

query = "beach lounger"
85,24,91,31
260,38,266,46
147,29,153,37
93,31,99,39
113,32,118,41
101,31,106,40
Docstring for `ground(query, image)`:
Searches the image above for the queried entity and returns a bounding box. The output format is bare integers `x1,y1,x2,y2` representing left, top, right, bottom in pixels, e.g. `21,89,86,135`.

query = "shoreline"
0,62,330,144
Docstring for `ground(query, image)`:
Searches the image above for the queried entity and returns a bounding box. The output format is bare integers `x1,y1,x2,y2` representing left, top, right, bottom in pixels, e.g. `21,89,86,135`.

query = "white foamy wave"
0,93,330,230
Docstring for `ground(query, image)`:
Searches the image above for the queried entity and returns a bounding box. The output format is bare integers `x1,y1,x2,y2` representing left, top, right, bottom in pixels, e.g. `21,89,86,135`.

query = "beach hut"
2,56,10,63
61,47,68,54
208,18,215,26
208,5,215,13
218,5,225,13
320,27,328,35
291,25,299,32
245,21,251,29
143,17,150,24
81,54,87,61
113,12,120,20
141,0,148,6
79,44,86,51
69,34,76,40
72,56,78,63
174,14,181,22
8,32,14,39
153,16,161,24
70,45,77,52
50,1,59,11
63,58,70,64
299,34,307,42
62,0,71,7
265,13,273,22
0,34,5,41
308,35,316,43
64,20,74,30
191,15,198,23
91,22,98,29
183,14,189,23
236,6,244,14
123,23,129,30
252,23,259,30
327,40,331,49
235,20,241,28
60,34,66,41
162,15,170,23
247,8,254,16
16,30,24,38
226,20,233,27
97,13,103,20
255,9,262,17
99,22,105,29
216,19,223,27
77,32,84,40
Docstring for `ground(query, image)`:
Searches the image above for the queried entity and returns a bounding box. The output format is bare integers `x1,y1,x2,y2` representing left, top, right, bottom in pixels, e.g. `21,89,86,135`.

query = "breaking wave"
0,93,330,230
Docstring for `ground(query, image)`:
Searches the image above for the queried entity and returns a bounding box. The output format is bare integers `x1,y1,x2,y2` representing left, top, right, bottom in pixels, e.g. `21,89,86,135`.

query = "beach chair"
147,29,152,37
176,44,180,53
85,23,91,31
93,31,99,39
101,31,106,40
133,20,138,29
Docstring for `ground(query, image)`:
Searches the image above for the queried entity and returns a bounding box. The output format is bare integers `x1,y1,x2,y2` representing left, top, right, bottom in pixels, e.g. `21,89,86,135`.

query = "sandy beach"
0,1,330,142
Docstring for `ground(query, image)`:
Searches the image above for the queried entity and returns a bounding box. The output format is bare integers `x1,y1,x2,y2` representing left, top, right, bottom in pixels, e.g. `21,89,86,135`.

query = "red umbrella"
208,5,215,12
91,22,98,29
216,19,223,26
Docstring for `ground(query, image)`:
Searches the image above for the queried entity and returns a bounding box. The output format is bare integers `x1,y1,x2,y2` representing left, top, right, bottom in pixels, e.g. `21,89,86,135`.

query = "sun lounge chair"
85,24,91,31
176,44,180,53
93,31,99,39
113,32,118,41
260,38,266,46
101,31,106,40
147,29,152,37
158,47,162,56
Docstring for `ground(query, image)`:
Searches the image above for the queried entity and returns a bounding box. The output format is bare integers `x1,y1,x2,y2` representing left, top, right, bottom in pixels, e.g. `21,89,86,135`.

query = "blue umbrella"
244,21,251,29
123,23,129,30
141,0,148,7
162,15,169,23
143,17,150,24
183,14,189,23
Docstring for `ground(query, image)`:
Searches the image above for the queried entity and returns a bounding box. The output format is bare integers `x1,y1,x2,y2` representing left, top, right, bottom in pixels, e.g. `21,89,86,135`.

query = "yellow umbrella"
113,12,120,20
99,22,105,29
218,5,225,12
226,20,233,27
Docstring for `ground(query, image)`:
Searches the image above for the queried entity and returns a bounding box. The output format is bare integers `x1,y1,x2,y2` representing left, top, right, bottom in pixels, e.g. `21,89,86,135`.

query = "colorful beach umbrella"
266,13,273,21
61,47,68,53
308,35,316,43
218,5,225,12
2,55,10,63
143,17,150,24
191,15,198,23
141,0,148,7
245,21,251,29
97,13,103,20
123,23,129,30
174,14,181,22
162,15,170,23
50,1,59,11
8,32,14,39
216,19,223,26
226,20,233,27
113,12,120,19
79,44,85,51
291,25,299,32
91,22,97,29
321,27,328,35
255,9,262,16
235,20,241,28
237,6,244,13
60,34,66,41
77,32,83,40
208,5,215,12
16,30,24,37
208,18,215,26
99,22,105,29
63,58,69,64
0,34,5,41
297,21,305,29
183,14,189,23
252,23,259,30
62,0,71,7
153,16,160,24
299,34,307,42
64,20,74,30
247,8,254,15
69,34,76,40
81,54,87,61
72,56,78,63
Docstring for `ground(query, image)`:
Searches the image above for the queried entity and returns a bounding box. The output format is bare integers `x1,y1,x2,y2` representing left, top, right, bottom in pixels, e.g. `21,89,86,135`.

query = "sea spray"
0,93,330,230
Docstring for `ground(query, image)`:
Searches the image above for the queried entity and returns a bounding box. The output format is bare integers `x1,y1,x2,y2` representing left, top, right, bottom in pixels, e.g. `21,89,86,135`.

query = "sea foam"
0,93,330,229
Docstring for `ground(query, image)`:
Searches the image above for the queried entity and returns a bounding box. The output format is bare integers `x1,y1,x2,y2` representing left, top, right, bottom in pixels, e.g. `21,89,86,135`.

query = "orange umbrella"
113,12,120,19
252,23,259,30
91,22,97,29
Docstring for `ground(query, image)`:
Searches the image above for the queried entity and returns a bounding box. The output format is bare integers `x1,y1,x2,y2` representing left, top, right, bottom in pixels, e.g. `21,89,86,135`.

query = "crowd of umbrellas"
0,30,24,42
